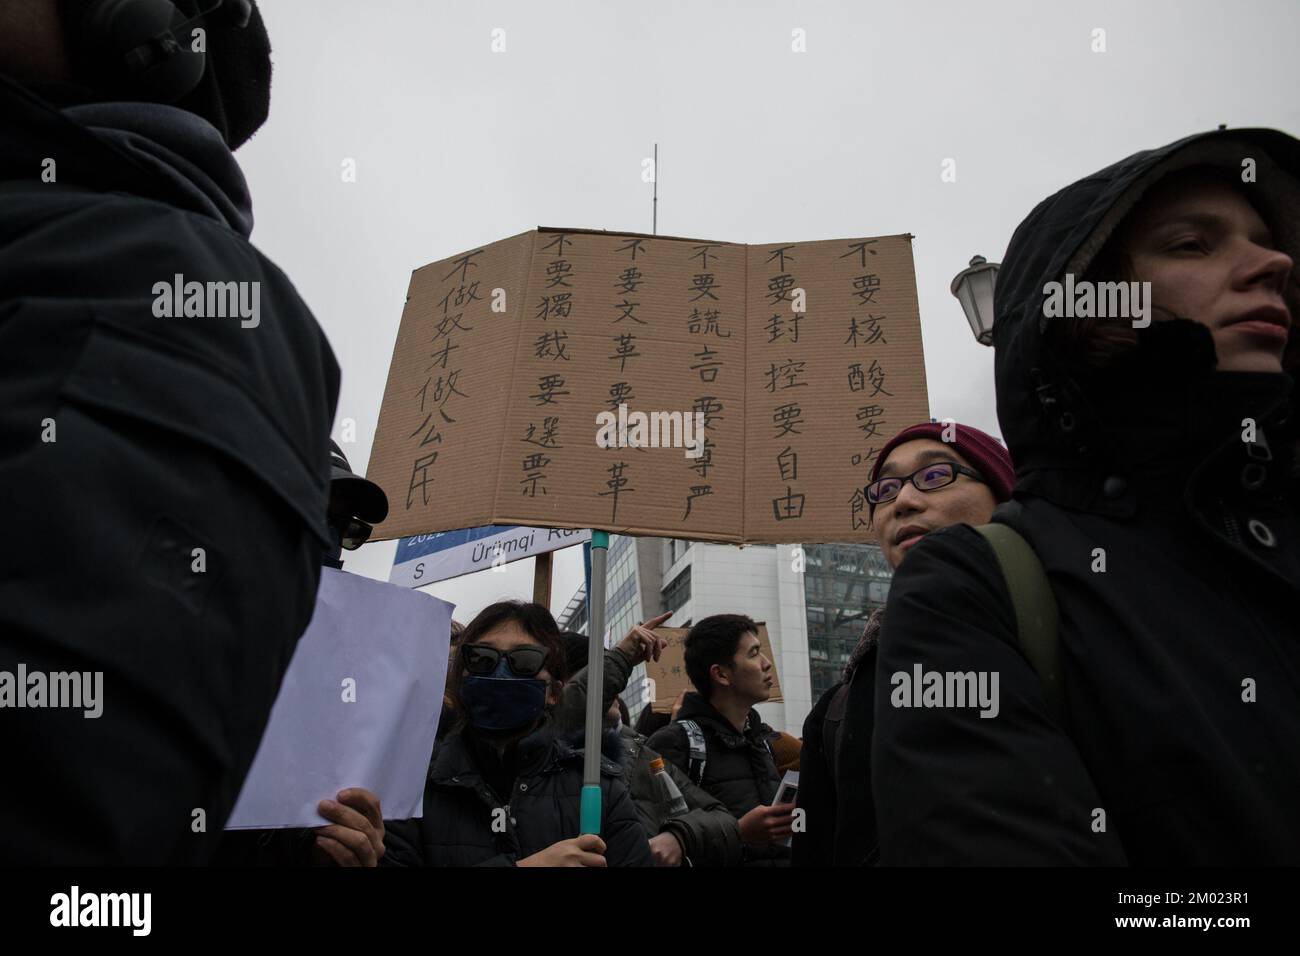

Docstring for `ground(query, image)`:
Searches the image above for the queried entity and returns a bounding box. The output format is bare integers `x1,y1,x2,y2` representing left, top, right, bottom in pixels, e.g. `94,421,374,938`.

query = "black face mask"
459,659,548,733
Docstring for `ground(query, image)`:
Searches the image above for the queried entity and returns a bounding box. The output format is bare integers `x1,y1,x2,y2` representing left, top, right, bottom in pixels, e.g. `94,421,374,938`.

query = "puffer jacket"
382,718,652,866
551,646,636,738
619,725,744,866
552,652,743,865
647,692,788,866
872,128,1300,865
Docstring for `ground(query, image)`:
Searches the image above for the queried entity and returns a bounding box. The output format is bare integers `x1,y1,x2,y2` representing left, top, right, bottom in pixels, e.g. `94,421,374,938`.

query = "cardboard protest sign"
642,624,783,714
366,228,929,544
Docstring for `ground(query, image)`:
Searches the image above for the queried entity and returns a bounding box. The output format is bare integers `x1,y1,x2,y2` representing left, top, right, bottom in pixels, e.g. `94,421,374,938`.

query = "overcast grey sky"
237,0,1300,621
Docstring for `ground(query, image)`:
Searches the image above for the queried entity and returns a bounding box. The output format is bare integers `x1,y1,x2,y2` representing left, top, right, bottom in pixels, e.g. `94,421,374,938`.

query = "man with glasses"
866,424,1014,573
792,421,1014,866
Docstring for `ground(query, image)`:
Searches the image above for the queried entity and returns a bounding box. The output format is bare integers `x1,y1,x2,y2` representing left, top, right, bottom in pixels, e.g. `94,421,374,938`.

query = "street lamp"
950,255,1000,346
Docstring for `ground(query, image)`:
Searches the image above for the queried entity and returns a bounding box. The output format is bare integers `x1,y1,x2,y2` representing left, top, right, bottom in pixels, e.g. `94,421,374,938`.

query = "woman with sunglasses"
872,129,1300,865
382,600,652,866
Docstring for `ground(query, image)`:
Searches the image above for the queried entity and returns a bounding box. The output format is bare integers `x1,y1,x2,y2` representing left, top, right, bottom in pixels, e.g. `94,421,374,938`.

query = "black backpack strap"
678,719,708,785
974,523,1066,726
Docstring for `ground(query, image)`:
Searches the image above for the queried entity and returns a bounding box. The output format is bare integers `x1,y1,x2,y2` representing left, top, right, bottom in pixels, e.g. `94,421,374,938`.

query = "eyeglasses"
865,461,985,507
460,643,549,678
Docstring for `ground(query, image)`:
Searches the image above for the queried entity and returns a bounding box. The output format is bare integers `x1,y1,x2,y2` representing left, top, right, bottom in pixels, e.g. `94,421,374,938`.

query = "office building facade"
557,536,893,736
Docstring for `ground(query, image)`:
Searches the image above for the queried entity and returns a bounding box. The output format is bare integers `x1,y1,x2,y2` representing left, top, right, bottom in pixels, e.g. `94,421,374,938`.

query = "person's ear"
710,662,731,690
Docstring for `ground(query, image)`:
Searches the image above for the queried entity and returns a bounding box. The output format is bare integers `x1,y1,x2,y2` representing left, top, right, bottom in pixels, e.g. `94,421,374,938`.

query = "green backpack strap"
973,523,1066,726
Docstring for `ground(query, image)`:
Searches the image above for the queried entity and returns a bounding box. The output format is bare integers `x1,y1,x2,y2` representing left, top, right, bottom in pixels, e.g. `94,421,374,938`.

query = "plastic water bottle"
649,757,689,817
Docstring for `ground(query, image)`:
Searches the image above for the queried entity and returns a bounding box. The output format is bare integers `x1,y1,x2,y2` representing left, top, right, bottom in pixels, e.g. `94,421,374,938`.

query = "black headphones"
62,0,253,104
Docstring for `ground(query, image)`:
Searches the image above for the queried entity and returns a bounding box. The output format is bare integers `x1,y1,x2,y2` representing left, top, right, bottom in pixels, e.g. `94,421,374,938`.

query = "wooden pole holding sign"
533,551,553,607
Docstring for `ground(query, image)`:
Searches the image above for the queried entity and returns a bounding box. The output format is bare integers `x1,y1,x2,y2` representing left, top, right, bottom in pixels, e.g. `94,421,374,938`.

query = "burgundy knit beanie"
869,421,1016,502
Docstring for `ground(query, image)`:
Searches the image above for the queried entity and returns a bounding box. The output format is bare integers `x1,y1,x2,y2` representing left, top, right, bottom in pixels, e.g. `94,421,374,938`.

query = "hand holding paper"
311,788,386,867
225,568,453,831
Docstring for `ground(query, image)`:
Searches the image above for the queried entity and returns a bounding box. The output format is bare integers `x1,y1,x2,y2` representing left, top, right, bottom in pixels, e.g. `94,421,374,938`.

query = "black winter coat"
791,646,878,866
551,652,743,865
382,720,652,866
0,77,339,864
647,692,788,866
618,725,744,867
872,128,1300,865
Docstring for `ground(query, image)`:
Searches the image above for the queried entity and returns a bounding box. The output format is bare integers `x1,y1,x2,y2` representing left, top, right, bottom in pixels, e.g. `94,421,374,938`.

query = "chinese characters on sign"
367,228,927,544
404,249,480,510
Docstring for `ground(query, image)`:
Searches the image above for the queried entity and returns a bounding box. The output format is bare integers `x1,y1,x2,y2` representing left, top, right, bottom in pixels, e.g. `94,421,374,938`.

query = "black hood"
993,127,1300,510
0,73,252,235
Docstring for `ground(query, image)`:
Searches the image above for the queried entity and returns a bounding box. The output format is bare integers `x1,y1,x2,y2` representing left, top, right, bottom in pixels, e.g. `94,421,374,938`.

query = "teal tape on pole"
582,528,608,835
580,785,602,835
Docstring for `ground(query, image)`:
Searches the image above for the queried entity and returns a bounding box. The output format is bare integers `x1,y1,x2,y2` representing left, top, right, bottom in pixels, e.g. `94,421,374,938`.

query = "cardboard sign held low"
643,623,783,714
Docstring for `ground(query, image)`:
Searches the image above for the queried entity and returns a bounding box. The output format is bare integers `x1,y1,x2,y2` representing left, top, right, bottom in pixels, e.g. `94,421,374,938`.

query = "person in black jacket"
614,713,744,867
382,601,652,867
647,614,792,866
0,1,340,864
792,421,1013,867
555,630,743,866
872,128,1300,865
213,443,390,867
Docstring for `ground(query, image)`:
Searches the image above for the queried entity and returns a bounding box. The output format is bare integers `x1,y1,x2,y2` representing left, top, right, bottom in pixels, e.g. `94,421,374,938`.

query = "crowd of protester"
3,0,1298,866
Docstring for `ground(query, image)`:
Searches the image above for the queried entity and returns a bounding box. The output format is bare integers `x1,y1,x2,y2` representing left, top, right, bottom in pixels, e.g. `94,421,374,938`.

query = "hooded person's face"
1123,172,1294,373
872,439,999,570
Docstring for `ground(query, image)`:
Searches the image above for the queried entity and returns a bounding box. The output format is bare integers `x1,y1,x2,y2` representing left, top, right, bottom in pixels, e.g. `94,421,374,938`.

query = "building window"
803,542,893,698
662,567,691,615
606,574,637,621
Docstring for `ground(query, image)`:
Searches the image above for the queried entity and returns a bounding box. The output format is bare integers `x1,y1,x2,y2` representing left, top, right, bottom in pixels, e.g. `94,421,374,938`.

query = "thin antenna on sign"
653,143,658,236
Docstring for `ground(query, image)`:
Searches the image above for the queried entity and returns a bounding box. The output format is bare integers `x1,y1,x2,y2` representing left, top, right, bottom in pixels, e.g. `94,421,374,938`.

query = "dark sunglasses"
866,460,985,507
460,643,549,678
340,517,373,551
